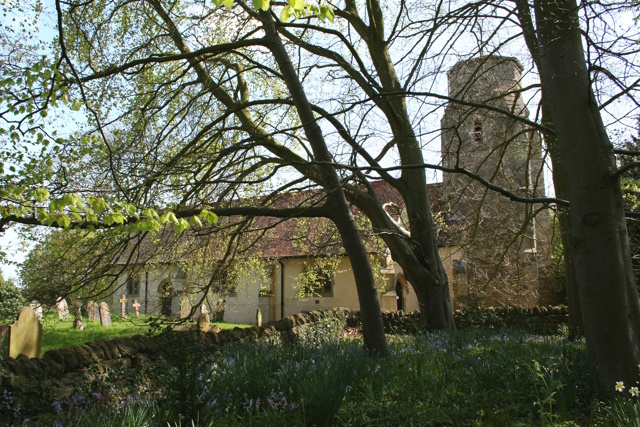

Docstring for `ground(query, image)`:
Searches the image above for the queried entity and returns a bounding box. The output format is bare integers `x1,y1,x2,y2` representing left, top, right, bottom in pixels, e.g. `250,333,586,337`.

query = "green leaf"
71,99,82,111
174,218,190,233
252,0,269,11
57,215,71,228
200,209,218,224
222,0,234,8
288,0,304,10
191,215,203,227
89,197,107,214
33,188,50,203
167,212,179,224
320,5,334,22
281,5,293,21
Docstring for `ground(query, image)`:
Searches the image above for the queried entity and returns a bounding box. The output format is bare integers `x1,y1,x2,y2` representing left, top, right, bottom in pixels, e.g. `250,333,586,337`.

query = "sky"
0,1,635,284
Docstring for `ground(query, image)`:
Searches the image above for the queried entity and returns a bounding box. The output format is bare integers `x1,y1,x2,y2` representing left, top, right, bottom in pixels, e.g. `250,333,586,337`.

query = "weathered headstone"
99,302,111,328
256,308,262,328
56,298,69,319
119,295,128,318
87,301,100,322
201,304,210,315
197,313,210,332
9,307,42,359
29,300,42,320
0,325,9,361
74,307,84,331
132,300,140,318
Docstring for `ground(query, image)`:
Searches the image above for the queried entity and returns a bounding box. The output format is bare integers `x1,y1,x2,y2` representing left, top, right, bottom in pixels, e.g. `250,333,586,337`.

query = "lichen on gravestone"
9,307,43,359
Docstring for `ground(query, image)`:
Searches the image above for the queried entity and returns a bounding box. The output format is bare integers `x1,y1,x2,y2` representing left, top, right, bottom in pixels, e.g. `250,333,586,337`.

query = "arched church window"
473,118,483,144
127,272,140,296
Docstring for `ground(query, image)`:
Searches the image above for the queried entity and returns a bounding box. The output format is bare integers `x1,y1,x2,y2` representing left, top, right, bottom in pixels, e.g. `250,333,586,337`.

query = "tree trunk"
259,11,386,354
343,0,456,330
547,139,584,338
533,0,640,394
515,0,583,337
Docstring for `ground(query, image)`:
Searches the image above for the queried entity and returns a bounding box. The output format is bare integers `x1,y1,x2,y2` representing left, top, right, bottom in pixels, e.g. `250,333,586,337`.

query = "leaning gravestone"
9,307,42,358
56,297,69,319
99,302,112,328
87,301,100,321
74,307,84,331
29,300,42,320
256,308,262,328
0,324,9,361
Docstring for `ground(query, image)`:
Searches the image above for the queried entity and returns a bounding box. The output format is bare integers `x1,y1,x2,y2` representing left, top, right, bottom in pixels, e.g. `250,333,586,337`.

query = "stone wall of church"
440,57,554,307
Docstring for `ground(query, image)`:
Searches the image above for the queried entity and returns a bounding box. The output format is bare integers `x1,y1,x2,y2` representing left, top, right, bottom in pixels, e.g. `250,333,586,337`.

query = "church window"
473,118,483,144
127,273,140,296
301,265,334,298
312,268,334,297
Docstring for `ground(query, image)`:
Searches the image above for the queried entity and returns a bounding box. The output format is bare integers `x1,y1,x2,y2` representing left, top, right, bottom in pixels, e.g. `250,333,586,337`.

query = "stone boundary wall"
0,308,344,407
346,305,569,335
0,305,568,416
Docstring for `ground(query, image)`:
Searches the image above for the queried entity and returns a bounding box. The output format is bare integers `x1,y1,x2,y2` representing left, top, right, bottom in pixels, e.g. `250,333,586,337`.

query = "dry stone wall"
0,308,344,413
345,306,569,335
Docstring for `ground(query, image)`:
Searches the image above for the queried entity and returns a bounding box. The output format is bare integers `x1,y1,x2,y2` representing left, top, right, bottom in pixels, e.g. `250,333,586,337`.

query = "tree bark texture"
336,0,455,330
514,1,584,336
259,11,387,354
532,0,640,394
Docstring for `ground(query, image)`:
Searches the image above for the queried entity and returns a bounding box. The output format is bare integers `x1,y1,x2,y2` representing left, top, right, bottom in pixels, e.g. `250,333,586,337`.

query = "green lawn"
40,312,251,354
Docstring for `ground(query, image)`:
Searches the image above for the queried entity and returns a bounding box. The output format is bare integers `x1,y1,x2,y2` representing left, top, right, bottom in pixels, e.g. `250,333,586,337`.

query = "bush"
0,276,24,322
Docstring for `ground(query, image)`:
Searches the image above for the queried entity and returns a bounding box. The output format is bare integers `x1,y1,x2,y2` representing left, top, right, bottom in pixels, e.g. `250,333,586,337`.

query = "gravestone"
29,300,42,320
201,304,210,315
119,295,128,318
74,307,84,331
132,300,140,318
197,313,210,332
99,302,112,328
87,301,100,321
9,307,42,358
0,325,9,361
56,298,69,319
256,308,262,328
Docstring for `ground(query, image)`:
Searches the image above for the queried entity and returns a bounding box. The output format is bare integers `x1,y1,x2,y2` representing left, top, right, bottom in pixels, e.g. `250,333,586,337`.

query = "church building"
109,57,554,324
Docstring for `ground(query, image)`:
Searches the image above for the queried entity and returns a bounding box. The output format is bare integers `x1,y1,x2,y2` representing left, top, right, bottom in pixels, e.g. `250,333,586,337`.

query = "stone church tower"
440,57,554,307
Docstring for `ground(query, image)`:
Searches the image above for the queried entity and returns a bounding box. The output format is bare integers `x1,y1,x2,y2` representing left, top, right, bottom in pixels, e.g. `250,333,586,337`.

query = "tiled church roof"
116,180,445,265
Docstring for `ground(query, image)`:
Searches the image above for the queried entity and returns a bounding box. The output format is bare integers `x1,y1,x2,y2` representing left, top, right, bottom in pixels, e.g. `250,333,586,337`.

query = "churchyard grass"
8,318,636,426
39,312,251,354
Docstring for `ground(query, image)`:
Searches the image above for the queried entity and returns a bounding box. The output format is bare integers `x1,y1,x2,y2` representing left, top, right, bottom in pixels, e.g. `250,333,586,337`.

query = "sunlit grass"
40,312,251,353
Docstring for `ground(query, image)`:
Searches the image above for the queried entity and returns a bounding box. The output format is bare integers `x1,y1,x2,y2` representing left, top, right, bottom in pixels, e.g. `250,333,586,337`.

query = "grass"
39,312,251,354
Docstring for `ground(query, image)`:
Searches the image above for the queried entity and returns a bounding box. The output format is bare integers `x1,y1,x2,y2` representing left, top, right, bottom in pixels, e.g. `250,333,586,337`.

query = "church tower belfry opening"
440,57,553,307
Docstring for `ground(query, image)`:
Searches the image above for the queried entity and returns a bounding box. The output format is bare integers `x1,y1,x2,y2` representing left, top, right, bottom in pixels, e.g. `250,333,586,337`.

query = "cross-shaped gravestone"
119,295,128,318
132,300,140,318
